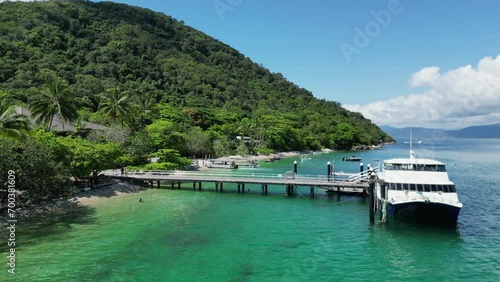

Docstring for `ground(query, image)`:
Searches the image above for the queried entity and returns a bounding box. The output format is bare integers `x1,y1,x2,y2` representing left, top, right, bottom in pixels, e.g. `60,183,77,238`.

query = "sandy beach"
192,150,332,169
75,181,147,206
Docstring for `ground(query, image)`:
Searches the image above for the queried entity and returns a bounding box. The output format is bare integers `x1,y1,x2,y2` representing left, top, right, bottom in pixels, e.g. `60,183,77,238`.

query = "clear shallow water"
1,138,500,281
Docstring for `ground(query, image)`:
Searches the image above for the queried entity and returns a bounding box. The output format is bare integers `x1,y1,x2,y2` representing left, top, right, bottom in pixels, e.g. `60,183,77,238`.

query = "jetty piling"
380,181,387,222
369,181,375,223
327,162,332,182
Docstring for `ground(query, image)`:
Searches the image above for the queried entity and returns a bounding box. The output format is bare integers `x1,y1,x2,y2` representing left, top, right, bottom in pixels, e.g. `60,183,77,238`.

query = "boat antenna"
410,127,415,159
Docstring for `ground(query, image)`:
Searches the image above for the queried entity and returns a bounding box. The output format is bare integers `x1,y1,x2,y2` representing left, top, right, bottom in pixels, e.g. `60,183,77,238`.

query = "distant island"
381,124,500,139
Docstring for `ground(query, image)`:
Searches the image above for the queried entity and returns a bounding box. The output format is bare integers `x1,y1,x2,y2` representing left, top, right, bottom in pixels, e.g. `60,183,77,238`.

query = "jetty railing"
104,169,376,186
120,170,334,182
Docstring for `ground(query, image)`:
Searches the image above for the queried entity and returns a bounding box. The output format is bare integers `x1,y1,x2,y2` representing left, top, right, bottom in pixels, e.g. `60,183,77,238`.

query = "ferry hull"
388,202,461,225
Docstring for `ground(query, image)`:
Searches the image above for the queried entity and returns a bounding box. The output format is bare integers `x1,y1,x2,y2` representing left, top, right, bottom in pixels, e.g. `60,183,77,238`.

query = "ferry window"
396,183,402,190
417,184,423,192
424,185,431,192
431,185,437,192
403,183,409,190
409,184,416,191
437,185,443,192
389,183,394,190
443,185,449,192
449,185,456,192
438,165,447,172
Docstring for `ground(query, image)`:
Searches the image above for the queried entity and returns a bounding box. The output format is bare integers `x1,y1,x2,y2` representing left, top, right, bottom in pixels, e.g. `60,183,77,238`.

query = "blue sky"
96,0,500,129
9,0,499,128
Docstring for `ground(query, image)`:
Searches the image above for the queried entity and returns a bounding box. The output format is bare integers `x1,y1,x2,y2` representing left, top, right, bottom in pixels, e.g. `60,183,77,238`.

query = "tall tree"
99,86,130,127
0,93,29,139
126,92,156,131
30,77,79,131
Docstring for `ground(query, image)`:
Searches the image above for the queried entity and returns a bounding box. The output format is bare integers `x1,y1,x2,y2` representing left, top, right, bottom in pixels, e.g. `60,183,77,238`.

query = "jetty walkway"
103,168,376,196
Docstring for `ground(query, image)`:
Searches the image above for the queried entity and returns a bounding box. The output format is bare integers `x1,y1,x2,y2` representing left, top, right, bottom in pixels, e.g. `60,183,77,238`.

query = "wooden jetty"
103,170,373,196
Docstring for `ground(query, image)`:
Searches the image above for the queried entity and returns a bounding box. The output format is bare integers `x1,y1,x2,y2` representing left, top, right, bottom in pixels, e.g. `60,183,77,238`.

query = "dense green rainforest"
0,0,392,203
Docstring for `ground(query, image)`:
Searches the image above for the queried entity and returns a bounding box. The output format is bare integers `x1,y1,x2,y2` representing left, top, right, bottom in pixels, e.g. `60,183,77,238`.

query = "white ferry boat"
376,147,462,224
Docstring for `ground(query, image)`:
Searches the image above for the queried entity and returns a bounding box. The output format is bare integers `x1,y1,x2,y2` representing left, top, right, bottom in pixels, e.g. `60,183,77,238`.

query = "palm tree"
30,77,79,131
72,117,87,137
132,92,156,129
0,94,29,139
99,86,130,127
237,118,253,137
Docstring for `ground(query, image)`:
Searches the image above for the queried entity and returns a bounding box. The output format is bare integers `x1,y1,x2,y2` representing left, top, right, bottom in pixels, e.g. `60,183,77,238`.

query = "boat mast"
410,127,415,159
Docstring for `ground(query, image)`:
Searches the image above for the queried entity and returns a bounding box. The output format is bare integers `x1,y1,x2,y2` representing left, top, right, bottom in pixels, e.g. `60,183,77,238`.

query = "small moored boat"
342,156,362,162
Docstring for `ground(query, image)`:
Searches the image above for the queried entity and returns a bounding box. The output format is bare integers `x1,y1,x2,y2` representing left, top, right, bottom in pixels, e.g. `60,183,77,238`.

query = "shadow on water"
380,215,463,241
0,205,97,250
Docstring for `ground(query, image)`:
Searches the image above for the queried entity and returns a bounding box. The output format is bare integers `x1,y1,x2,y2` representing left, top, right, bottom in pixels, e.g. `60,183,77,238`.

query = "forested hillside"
0,0,392,154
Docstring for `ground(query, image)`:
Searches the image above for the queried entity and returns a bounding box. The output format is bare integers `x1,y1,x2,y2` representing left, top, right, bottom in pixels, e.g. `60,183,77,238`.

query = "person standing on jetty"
120,167,124,175
368,164,375,179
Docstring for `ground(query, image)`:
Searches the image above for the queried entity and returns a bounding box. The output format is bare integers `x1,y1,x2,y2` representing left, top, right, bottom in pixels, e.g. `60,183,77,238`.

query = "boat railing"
345,167,379,183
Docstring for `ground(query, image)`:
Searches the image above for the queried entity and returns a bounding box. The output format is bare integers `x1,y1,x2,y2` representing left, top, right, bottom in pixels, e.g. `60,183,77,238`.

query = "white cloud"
345,55,500,129
409,66,440,87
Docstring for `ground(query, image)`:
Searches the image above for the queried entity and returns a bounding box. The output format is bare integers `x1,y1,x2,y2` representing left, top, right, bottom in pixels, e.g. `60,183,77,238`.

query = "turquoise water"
2,138,500,281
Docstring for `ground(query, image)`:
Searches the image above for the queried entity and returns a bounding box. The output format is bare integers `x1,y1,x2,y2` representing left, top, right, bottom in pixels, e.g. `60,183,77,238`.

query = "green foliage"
61,137,123,179
0,0,393,152
236,142,250,157
29,129,71,164
184,127,212,157
98,86,130,126
0,91,29,139
29,76,79,131
154,149,182,163
144,162,180,171
256,146,274,156
87,126,130,145
149,149,192,170
0,137,72,203
126,130,156,164
212,138,233,158
146,120,184,150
